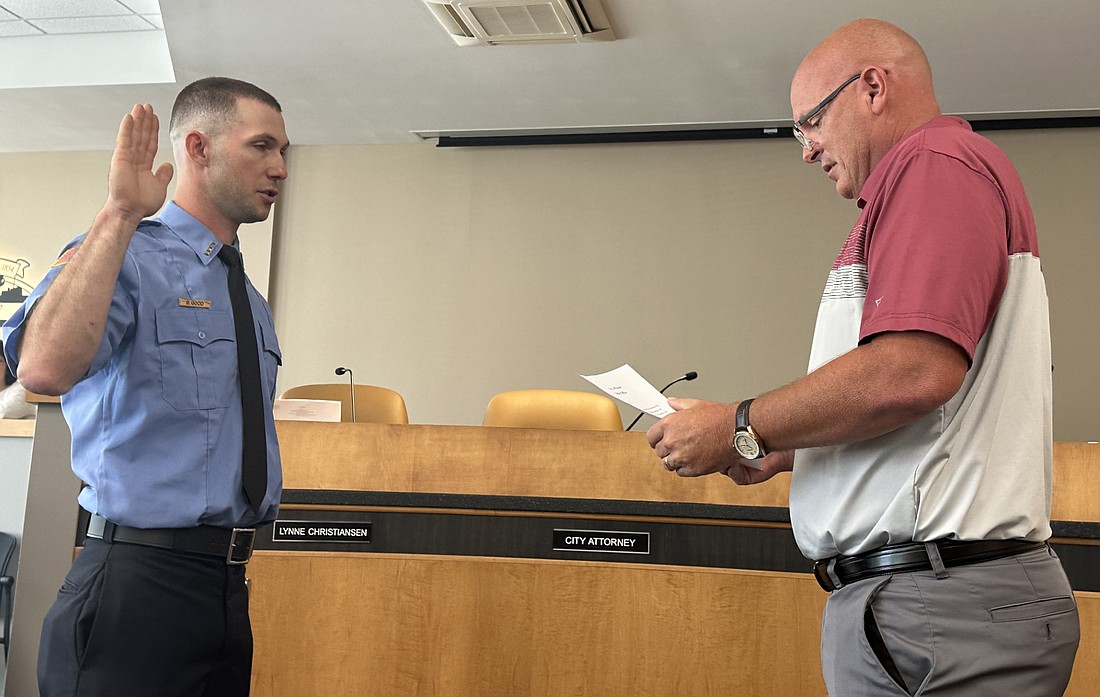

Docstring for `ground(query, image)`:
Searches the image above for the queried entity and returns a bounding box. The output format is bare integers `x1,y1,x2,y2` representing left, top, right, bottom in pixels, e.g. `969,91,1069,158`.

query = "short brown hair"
169,77,281,147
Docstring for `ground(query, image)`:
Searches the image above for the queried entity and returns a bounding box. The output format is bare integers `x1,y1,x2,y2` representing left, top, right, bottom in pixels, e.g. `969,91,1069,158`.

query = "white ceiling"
0,0,162,35
0,0,1097,153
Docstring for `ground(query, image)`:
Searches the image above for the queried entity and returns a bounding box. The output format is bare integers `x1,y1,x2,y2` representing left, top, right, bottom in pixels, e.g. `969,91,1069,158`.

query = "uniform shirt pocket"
155,306,237,410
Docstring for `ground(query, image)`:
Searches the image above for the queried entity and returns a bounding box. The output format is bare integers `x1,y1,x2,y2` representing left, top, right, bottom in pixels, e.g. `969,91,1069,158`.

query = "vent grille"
424,0,615,46
470,5,568,38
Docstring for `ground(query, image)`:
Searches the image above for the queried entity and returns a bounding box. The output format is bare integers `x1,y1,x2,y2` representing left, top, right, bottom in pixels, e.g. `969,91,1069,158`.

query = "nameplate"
553,529,650,555
273,520,372,543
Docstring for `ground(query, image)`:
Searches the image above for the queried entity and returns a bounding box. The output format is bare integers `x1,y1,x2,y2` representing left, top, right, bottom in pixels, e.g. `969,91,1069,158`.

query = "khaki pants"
820,545,1079,696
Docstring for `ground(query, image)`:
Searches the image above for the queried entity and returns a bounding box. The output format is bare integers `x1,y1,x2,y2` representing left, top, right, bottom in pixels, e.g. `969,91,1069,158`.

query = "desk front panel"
248,427,1100,696
248,496,1100,697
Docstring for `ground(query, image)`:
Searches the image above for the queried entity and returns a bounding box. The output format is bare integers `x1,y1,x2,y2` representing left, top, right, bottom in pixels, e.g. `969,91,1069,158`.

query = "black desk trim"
73,492,1100,591
273,490,1100,591
281,489,1100,539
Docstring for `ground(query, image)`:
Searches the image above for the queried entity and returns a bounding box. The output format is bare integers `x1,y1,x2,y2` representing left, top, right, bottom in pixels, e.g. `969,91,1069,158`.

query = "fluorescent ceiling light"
0,0,173,88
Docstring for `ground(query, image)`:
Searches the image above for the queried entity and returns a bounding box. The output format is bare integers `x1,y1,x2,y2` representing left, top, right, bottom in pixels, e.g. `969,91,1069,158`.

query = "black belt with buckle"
86,514,257,565
813,538,1047,592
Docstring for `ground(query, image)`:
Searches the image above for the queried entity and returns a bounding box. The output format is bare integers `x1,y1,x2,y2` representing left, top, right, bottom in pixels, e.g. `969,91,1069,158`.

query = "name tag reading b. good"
273,520,372,543
553,529,650,555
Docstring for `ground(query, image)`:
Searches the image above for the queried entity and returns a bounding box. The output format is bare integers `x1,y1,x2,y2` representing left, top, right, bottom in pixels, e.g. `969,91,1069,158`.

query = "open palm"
107,103,174,221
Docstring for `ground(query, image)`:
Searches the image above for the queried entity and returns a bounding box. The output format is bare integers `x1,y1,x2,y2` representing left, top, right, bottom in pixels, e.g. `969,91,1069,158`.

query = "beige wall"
0,151,113,324
1,130,1096,440
270,131,1099,440
0,149,273,324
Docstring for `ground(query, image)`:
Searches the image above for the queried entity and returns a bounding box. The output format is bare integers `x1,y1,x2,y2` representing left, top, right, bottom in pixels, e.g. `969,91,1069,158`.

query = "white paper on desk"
580,364,674,418
273,398,342,423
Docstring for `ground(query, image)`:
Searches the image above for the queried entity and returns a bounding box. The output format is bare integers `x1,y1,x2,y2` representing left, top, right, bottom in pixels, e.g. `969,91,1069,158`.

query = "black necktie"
217,244,267,515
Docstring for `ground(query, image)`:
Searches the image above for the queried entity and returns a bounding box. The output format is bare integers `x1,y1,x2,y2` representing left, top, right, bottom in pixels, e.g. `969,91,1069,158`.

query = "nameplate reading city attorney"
273,520,372,543
553,529,650,555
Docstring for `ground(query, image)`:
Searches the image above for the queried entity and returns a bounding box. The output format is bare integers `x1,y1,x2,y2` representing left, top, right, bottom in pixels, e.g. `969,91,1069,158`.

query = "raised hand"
14,104,176,395
106,103,174,223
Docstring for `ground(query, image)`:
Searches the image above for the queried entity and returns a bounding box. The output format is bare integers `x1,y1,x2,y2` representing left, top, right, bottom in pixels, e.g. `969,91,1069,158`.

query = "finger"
115,110,136,152
645,420,665,448
667,397,702,411
115,104,151,163
135,104,159,166
133,103,151,137
676,464,702,478
726,464,750,485
154,162,174,186
146,106,161,163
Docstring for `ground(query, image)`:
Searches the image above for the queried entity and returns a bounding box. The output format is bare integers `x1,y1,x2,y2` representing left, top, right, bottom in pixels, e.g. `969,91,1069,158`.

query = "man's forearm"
749,331,969,452
16,205,142,394
649,331,970,480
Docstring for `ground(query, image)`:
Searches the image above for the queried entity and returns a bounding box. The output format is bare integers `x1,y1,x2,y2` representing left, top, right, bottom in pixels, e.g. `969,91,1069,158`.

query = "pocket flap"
155,306,234,348
258,322,282,364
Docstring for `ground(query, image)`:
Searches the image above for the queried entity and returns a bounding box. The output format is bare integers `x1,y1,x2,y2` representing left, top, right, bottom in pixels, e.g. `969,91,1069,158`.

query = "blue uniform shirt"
2,202,282,528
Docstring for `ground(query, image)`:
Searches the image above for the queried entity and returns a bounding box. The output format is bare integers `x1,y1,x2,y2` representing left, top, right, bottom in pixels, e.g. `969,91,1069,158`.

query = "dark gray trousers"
37,538,252,697
821,545,1079,696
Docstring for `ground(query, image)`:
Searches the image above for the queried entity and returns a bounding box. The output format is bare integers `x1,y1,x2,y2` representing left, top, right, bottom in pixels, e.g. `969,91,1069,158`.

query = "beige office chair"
279,383,409,424
482,389,624,431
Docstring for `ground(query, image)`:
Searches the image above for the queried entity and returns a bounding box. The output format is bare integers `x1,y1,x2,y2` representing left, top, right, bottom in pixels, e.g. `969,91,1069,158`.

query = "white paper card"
273,398,343,423
580,364,673,418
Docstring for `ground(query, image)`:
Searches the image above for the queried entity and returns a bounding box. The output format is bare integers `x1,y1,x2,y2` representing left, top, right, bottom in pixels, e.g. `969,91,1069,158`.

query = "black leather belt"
86,514,257,565
813,538,1047,592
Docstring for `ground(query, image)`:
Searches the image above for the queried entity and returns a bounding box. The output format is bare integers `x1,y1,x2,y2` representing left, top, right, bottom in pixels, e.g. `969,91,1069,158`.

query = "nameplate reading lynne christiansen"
553,529,650,555
272,520,372,543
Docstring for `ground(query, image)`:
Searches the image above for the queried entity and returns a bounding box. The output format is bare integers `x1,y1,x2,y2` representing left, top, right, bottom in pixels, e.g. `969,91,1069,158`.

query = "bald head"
793,19,939,128
790,19,942,198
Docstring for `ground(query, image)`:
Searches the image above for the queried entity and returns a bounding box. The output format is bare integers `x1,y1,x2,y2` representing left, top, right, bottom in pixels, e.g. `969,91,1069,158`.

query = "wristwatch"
733,398,768,460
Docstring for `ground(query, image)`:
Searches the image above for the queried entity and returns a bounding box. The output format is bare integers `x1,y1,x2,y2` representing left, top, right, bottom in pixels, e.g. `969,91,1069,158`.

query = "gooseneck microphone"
625,371,699,431
335,366,356,423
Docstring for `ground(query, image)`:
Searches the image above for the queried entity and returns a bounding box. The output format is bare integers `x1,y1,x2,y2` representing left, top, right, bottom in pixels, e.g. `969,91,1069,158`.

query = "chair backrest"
482,389,624,431
1,531,16,656
279,384,409,424
0,532,14,578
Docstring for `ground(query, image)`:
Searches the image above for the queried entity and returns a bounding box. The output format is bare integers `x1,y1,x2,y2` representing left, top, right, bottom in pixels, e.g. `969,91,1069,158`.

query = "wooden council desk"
244,423,1100,697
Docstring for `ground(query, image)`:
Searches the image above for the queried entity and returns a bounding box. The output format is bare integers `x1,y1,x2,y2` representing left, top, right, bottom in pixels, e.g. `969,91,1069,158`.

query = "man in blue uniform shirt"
2,77,289,696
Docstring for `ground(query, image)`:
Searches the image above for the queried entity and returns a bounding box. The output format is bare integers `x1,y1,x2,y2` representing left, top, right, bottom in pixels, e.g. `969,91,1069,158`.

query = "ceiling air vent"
424,0,615,46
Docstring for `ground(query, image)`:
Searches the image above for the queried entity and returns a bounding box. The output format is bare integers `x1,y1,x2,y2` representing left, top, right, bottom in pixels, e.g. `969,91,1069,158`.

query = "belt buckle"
813,559,840,592
227,528,256,565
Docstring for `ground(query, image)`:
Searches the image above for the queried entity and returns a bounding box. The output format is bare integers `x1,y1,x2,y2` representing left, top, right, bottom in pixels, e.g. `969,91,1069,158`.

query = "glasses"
793,73,861,150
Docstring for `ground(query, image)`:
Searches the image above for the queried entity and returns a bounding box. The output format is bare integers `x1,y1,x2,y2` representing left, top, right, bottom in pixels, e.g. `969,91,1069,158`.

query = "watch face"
733,432,761,459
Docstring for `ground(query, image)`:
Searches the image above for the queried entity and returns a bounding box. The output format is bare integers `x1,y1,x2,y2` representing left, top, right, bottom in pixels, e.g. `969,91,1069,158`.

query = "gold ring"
663,456,675,471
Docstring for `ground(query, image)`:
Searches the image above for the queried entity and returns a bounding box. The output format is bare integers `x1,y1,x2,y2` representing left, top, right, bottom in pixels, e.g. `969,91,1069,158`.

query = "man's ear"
862,67,888,115
183,131,210,167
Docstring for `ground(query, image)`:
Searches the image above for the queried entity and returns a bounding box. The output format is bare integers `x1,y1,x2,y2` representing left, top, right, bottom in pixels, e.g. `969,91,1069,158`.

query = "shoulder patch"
50,247,78,268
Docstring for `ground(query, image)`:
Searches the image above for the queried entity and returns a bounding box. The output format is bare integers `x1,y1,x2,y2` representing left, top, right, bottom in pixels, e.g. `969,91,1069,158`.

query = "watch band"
733,398,766,459
735,398,754,431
